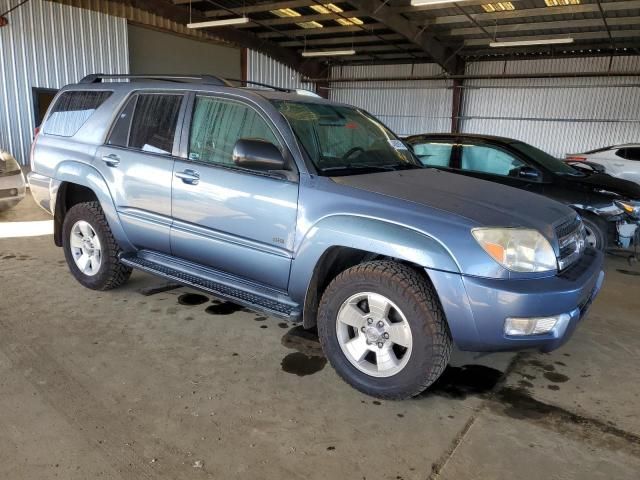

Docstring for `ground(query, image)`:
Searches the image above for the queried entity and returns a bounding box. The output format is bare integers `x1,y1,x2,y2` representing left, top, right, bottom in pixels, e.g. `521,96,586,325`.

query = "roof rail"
226,78,289,92
226,78,321,97
79,74,231,86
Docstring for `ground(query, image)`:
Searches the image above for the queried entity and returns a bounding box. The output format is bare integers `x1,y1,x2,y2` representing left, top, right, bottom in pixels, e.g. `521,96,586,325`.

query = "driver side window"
189,96,280,166
459,144,525,177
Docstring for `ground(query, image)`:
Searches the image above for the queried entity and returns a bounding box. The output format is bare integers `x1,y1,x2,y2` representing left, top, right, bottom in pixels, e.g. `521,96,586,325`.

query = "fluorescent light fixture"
490,37,574,47
410,0,474,5
310,3,343,14
301,49,356,57
481,2,515,12
271,8,301,17
336,17,364,26
187,17,250,28
545,0,580,6
298,21,323,29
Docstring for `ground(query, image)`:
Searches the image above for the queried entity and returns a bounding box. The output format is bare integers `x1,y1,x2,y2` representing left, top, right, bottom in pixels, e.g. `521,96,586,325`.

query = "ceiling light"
481,2,515,12
544,0,580,6
490,37,574,47
270,8,301,17
297,21,323,29
336,17,364,26
301,49,356,57
187,17,250,28
410,0,475,5
310,3,344,14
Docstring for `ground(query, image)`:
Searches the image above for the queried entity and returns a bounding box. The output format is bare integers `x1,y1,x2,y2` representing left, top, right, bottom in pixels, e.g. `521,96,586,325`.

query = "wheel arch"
290,215,460,329
53,161,134,251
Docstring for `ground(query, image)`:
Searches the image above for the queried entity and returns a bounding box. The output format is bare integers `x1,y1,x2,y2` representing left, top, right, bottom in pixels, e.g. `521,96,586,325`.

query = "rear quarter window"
43,90,112,137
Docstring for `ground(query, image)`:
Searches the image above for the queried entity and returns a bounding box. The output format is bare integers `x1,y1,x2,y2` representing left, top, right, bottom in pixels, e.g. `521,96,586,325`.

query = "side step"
120,250,301,320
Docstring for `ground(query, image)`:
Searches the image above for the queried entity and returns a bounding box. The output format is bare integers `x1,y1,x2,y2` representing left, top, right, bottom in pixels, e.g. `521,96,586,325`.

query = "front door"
170,94,298,290
453,141,545,194
96,92,185,252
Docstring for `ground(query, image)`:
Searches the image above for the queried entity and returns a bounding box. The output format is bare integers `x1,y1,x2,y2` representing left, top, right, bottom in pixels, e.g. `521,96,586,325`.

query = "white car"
0,150,26,211
566,144,640,185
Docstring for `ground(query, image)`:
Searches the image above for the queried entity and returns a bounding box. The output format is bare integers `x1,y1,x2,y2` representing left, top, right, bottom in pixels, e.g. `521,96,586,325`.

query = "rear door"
170,93,299,290
609,148,640,183
95,92,186,252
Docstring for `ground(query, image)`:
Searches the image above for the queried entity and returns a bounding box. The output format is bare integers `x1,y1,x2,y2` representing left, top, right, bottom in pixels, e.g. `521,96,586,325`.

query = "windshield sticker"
388,139,408,150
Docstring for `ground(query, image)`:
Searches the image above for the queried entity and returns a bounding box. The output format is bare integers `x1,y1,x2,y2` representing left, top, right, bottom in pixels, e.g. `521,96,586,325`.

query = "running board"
120,250,301,320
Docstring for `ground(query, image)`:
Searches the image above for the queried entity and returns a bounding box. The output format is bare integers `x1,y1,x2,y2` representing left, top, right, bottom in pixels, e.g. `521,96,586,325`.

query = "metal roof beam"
449,16,640,37
232,11,367,28
344,0,462,74
280,33,405,47
408,0,640,26
464,30,640,47
259,23,389,38
202,0,317,18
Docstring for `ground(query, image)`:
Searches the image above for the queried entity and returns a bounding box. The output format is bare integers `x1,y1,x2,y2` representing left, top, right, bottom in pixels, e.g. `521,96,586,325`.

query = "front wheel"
582,215,607,251
62,201,132,290
317,261,452,400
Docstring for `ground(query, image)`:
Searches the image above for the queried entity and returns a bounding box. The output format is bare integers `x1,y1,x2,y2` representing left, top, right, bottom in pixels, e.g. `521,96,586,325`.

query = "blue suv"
29,74,604,399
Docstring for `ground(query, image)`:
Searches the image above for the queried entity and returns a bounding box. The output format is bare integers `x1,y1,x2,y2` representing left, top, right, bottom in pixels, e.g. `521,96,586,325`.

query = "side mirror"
232,138,286,171
518,166,540,180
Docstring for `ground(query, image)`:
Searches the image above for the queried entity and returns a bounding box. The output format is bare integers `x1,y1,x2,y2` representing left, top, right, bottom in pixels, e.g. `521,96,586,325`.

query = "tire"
62,201,132,290
582,214,607,251
317,260,452,400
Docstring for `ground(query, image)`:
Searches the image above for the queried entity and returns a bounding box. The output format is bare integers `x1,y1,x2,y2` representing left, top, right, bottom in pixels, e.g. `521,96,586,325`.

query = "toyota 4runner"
29,74,604,399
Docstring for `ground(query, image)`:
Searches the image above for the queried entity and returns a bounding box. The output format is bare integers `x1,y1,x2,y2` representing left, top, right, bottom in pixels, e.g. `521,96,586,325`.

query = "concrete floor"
1,195,639,480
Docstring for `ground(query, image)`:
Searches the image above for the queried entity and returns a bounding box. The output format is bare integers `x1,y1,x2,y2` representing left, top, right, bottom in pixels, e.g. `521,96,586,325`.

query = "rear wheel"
62,201,132,290
317,261,452,400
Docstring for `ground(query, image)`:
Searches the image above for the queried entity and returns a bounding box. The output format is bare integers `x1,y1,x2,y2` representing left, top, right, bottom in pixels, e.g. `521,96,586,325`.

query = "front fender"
54,161,135,251
288,215,460,303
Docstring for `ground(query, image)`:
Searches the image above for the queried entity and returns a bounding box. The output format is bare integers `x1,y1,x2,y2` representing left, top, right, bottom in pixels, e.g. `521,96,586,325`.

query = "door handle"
175,169,200,185
101,154,120,167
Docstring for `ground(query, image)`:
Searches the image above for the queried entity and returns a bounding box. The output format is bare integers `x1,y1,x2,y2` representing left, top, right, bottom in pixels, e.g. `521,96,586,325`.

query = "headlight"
472,228,557,273
0,151,22,176
615,200,640,219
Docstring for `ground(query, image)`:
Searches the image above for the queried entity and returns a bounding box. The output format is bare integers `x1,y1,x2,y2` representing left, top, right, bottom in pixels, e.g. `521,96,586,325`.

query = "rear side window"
411,142,453,167
43,90,112,137
128,94,182,155
459,144,525,177
616,148,640,161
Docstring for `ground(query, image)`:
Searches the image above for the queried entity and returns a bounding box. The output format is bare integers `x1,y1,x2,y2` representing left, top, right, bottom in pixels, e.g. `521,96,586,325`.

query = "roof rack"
79,74,321,97
79,74,231,86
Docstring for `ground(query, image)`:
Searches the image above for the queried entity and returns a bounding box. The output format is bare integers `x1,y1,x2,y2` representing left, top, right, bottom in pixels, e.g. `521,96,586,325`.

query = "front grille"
555,215,586,271
555,216,582,239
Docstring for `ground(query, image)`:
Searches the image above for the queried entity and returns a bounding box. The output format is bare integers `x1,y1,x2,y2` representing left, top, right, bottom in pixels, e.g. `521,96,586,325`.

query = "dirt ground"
1,195,639,480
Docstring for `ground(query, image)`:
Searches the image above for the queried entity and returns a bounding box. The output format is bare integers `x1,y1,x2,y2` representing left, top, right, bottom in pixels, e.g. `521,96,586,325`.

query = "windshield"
273,100,421,176
510,141,584,176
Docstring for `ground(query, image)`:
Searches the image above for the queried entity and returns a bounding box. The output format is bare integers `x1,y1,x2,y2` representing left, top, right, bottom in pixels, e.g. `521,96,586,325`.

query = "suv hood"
562,171,640,200
332,168,573,231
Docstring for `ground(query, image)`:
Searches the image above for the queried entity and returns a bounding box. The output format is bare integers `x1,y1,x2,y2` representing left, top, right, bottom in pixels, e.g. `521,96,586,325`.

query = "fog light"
10,188,17,196
504,314,570,336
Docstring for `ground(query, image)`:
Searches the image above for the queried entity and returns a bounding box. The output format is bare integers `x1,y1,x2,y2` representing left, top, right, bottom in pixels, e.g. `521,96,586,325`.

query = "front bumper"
427,248,605,352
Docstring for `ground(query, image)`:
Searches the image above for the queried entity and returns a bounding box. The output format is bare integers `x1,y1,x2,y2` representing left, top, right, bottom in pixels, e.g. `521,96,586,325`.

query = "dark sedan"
404,133,640,251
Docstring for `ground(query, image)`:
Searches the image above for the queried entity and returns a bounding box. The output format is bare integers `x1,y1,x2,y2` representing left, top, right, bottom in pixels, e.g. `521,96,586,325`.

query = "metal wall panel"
462,57,640,157
0,0,128,165
329,64,453,136
247,50,314,91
